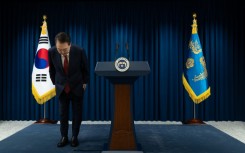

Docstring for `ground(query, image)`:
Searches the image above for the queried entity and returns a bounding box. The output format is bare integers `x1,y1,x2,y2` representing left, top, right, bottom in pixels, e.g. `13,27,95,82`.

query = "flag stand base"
182,118,205,125
35,118,57,124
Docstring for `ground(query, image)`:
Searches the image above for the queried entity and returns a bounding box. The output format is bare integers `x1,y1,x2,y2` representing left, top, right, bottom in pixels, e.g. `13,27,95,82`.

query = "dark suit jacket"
48,45,89,97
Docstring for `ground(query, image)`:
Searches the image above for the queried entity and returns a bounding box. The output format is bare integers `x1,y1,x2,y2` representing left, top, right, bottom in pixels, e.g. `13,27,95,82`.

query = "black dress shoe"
57,136,68,147
70,136,79,147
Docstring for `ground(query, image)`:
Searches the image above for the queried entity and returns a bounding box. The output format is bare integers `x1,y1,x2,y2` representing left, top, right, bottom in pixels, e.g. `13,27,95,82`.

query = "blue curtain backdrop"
0,1,245,121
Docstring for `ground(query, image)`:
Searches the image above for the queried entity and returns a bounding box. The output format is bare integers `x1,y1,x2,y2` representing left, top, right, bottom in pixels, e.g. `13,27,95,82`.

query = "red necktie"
64,55,70,93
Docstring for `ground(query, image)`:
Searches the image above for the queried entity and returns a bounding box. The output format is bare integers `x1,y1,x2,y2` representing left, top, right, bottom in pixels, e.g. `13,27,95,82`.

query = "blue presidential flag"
182,13,211,104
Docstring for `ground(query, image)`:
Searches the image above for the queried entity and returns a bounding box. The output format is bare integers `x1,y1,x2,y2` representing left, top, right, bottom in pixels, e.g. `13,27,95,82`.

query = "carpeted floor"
0,124,245,153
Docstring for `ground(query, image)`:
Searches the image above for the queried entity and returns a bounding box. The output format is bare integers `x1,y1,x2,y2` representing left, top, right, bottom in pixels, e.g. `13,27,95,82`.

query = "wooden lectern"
95,61,150,151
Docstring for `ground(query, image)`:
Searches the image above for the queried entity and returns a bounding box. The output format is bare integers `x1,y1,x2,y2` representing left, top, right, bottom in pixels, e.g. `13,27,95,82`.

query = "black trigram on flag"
39,36,48,44
36,74,47,82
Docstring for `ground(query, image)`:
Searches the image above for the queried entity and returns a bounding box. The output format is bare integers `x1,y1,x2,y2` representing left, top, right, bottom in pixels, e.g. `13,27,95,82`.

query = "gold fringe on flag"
32,84,56,104
182,74,211,104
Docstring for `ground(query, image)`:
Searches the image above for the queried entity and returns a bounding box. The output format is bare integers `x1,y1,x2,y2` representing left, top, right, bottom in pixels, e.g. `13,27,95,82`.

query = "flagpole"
36,102,57,124
44,103,46,119
182,102,205,125
193,102,195,119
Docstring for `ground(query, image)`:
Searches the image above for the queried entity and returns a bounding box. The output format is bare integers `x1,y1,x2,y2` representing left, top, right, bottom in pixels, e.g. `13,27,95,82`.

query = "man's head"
55,32,71,56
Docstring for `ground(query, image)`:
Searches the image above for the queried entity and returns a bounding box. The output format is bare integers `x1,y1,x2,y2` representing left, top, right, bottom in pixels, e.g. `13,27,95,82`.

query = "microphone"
125,42,130,60
115,43,119,60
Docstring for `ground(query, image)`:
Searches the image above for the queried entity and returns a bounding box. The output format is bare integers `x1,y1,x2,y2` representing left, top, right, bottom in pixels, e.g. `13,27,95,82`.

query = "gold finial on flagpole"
41,15,47,35
43,15,47,21
193,13,196,18
192,13,198,34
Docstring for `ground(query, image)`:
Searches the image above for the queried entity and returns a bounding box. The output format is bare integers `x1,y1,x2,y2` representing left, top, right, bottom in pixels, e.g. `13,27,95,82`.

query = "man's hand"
83,84,87,90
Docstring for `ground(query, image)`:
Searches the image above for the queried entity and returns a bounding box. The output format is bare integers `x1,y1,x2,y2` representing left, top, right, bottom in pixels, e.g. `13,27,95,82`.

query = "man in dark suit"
48,32,89,147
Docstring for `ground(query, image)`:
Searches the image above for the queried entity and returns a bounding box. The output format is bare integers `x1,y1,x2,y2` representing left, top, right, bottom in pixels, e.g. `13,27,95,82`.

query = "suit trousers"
59,90,84,137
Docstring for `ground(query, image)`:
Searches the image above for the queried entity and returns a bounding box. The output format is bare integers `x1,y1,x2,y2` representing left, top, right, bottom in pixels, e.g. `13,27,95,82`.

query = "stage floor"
1,121,245,144
1,122,245,153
